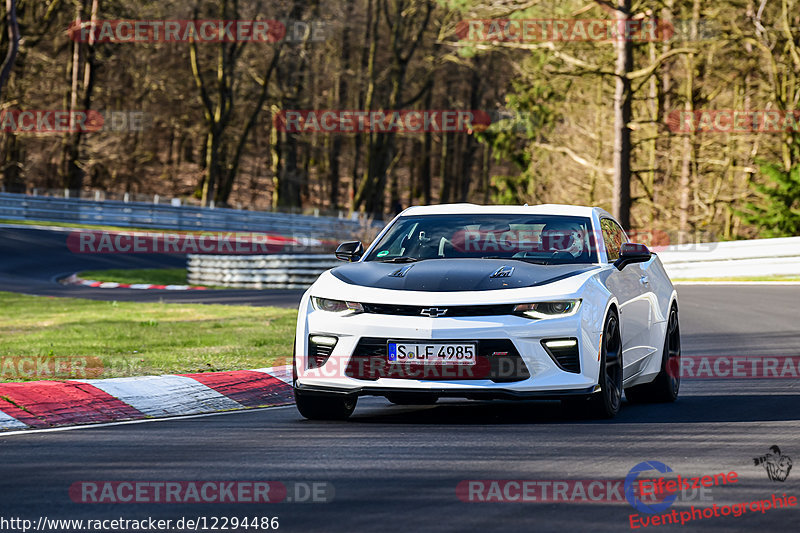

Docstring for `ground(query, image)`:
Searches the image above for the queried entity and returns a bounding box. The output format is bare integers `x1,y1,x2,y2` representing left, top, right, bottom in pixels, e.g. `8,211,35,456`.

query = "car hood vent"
490,265,514,278
388,265,414,278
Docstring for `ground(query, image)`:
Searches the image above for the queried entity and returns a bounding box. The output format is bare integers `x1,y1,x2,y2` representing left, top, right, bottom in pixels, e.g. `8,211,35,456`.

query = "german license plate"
387,342,477,365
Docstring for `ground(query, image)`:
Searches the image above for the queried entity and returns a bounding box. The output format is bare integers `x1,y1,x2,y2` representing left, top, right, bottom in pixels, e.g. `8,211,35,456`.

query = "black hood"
330,259,598,292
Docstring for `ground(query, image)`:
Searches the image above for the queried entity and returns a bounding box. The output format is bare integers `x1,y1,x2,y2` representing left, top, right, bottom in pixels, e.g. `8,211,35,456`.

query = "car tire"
294,389,357,420
562,309,623,419
625,304,680,404
386,393,439,406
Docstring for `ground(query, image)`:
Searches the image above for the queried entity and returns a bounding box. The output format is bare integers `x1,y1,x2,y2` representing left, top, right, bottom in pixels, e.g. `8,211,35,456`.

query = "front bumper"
295,296,604,398
294,383,600,400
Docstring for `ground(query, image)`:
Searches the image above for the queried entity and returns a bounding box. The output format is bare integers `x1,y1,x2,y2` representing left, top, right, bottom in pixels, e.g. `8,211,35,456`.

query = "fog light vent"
541,338,580,373
308,335,337,369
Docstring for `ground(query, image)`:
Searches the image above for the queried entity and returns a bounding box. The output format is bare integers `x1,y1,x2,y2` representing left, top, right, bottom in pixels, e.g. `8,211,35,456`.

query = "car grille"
345,338,530,382
361,303,517,317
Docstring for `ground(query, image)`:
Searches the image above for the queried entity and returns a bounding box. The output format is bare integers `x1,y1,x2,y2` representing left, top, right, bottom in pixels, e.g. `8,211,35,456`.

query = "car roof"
399,203,613,220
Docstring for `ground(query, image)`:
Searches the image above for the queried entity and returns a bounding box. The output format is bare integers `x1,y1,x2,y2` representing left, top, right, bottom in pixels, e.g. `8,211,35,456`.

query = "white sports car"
293,204,680,420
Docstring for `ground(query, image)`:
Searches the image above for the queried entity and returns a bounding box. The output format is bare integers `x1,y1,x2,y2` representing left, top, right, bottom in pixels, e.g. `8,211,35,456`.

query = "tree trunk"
353,0,432,214
612,0,633,229
277,131,302,208
61,6,82,191
415,79,433,205
459,67,482,201
0,0,20,100
1,133,23,192
439,130,452,203
328,0,356,209
679,0,701,242
215,44,282,206
202,127,221,204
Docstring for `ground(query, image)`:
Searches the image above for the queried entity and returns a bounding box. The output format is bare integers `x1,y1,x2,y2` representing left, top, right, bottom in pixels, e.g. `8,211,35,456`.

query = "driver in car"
416,228,453,258
539,220,587,260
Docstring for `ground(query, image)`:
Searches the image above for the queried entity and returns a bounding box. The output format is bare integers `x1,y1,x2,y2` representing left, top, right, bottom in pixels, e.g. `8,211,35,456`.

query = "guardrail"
189,236,800,290
0,192,366,240
187,254,339,289
657,236,800,279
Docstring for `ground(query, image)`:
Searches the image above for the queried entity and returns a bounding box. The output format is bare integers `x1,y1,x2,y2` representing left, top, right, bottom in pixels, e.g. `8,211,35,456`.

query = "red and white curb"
0,365,293,431
61,273,208,291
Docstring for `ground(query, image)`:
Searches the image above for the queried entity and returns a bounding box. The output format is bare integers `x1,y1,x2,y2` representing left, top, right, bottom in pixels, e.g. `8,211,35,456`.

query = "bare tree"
0,0,19,101
611,0,632,229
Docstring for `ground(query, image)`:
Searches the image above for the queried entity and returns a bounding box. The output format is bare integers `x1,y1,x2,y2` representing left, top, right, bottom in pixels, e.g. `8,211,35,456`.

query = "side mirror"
614,242,652,271
335,241,364,262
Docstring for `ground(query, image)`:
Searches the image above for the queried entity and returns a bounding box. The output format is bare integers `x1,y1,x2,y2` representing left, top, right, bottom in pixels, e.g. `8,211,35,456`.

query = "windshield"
364,214,598,264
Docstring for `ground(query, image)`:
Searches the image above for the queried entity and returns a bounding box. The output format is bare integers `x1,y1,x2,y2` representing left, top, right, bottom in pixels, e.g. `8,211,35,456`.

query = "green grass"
673,275,800,282
0,291,296,381
78,268,191,286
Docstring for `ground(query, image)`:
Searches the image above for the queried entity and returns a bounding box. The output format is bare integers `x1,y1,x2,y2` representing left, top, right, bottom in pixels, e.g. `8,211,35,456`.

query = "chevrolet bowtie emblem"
420,307,448,317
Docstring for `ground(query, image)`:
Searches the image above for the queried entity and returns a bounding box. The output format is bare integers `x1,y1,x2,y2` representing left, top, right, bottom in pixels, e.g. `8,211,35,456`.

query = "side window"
600,219,627,262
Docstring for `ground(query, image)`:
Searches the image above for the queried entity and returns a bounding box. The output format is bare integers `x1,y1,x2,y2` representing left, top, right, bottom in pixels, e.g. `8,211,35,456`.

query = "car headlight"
311,297,364,314
513,299,581,319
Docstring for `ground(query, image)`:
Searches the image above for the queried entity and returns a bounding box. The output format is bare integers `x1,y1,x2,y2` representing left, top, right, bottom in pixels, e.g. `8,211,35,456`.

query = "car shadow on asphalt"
346,393,800,425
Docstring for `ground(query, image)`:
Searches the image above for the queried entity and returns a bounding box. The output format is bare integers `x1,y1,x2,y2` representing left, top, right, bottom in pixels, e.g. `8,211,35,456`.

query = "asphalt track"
0,226,304,306
1,226,800,532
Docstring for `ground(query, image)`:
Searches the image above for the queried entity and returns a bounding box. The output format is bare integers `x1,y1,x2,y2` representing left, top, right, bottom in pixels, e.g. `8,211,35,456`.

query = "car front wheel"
563,310,622,419
625,304,680,403
591,310,623,417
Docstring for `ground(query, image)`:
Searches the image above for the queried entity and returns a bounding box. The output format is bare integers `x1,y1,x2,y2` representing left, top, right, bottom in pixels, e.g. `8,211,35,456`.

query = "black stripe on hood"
330,259,598,292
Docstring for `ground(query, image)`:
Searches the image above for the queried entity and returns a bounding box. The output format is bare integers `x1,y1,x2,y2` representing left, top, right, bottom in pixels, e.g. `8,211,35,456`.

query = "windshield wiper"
379,256,419,263
481,256,551,265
